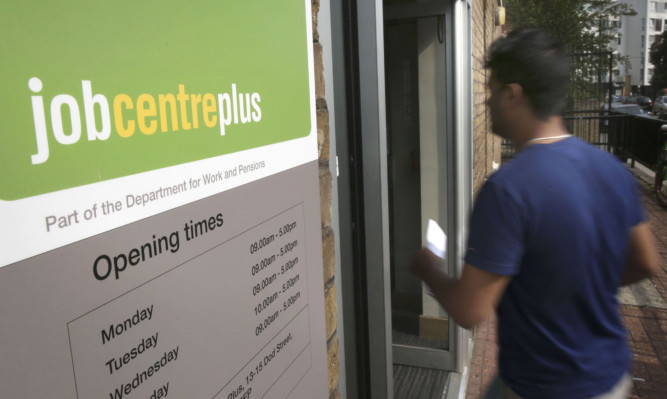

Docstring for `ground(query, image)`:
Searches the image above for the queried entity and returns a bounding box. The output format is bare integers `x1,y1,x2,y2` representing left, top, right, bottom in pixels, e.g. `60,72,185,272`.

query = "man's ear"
505,83,525,106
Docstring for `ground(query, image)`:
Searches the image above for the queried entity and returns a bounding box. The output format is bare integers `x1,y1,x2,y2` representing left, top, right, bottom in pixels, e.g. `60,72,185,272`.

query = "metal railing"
500,111,616,160
501,112,665,172
610,114,664,169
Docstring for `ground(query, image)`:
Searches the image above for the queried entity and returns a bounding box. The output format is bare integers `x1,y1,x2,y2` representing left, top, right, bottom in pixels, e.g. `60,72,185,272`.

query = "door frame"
383,0,473,373
333,0,473,397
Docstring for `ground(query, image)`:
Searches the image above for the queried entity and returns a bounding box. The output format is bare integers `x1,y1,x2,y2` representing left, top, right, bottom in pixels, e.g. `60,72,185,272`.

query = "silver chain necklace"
524,134,571,145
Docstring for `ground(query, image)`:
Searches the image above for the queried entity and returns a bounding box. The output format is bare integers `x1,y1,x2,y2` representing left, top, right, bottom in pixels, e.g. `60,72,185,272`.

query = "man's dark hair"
485,28,570,118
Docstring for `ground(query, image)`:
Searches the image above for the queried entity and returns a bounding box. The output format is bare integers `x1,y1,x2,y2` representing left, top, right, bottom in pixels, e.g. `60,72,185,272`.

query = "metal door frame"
333,0,472,397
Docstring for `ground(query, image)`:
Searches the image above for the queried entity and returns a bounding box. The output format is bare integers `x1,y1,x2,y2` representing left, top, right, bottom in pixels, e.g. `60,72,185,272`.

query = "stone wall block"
317,99,330,163
312,0,320,42
322,227,336,284
327,335,340,395
313,41,326,100
319,167,332,229
324,283,338,340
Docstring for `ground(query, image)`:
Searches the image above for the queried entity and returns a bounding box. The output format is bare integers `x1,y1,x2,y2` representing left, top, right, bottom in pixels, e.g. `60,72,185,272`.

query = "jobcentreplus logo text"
28,77,262,164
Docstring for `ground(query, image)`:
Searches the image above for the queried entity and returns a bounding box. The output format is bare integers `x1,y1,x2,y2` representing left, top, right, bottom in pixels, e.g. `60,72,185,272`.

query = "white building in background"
613,0,667,93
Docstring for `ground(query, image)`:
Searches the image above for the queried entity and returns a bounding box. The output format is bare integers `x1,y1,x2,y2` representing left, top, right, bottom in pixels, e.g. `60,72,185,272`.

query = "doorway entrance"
334,1,472,397
384,1,453,372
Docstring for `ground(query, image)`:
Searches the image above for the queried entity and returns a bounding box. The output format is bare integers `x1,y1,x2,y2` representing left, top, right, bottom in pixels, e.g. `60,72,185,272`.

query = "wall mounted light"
496,1,505,26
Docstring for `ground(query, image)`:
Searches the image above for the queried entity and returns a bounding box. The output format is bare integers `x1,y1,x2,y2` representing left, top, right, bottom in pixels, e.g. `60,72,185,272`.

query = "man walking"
411,28,659,398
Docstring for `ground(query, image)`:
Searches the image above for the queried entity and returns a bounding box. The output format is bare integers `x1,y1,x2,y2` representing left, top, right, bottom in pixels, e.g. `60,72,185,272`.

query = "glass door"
383,1,455,371
333,0,471,396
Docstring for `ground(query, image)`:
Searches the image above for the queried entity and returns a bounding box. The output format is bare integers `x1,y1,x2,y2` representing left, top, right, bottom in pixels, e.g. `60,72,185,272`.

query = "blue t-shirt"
464,137,644,398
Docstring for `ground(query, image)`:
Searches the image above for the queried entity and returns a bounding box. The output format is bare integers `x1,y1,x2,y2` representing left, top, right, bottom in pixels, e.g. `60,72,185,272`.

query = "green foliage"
504,1,636,104
650,31,667,90
504,0,635,53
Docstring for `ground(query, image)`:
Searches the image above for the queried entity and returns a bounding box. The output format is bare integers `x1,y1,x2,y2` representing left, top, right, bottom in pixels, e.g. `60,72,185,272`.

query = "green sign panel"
0,1,311,200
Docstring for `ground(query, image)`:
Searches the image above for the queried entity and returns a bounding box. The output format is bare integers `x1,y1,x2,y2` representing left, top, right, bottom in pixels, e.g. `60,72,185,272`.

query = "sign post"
0,1,329,398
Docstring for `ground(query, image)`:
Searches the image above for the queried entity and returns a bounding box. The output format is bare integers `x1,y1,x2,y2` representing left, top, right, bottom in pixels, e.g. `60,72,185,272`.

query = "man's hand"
622,222,659,286
410,248,511,330
410,247,446,282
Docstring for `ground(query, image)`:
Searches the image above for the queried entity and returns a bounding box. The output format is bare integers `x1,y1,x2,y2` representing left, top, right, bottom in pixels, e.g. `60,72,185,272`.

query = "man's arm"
410,248,511,330
621,222,659,286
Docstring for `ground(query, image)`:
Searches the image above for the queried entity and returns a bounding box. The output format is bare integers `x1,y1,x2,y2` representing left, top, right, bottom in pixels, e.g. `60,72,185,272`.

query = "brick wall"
311,1,340,398
472,0,504,194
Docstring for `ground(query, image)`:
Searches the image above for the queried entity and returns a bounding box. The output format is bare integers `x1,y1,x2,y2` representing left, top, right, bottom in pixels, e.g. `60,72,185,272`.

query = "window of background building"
650,1,657,12
649,68,654,78
618,34,622,45
651,35,657,45
642,35,645,46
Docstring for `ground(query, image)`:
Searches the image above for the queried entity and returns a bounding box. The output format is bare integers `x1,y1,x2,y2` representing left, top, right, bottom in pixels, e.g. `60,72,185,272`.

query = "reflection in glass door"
384,11,452,369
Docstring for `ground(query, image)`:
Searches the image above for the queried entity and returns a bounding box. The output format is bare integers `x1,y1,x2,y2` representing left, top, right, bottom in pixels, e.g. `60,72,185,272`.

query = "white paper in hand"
424,219,446,297
426,219,446,259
